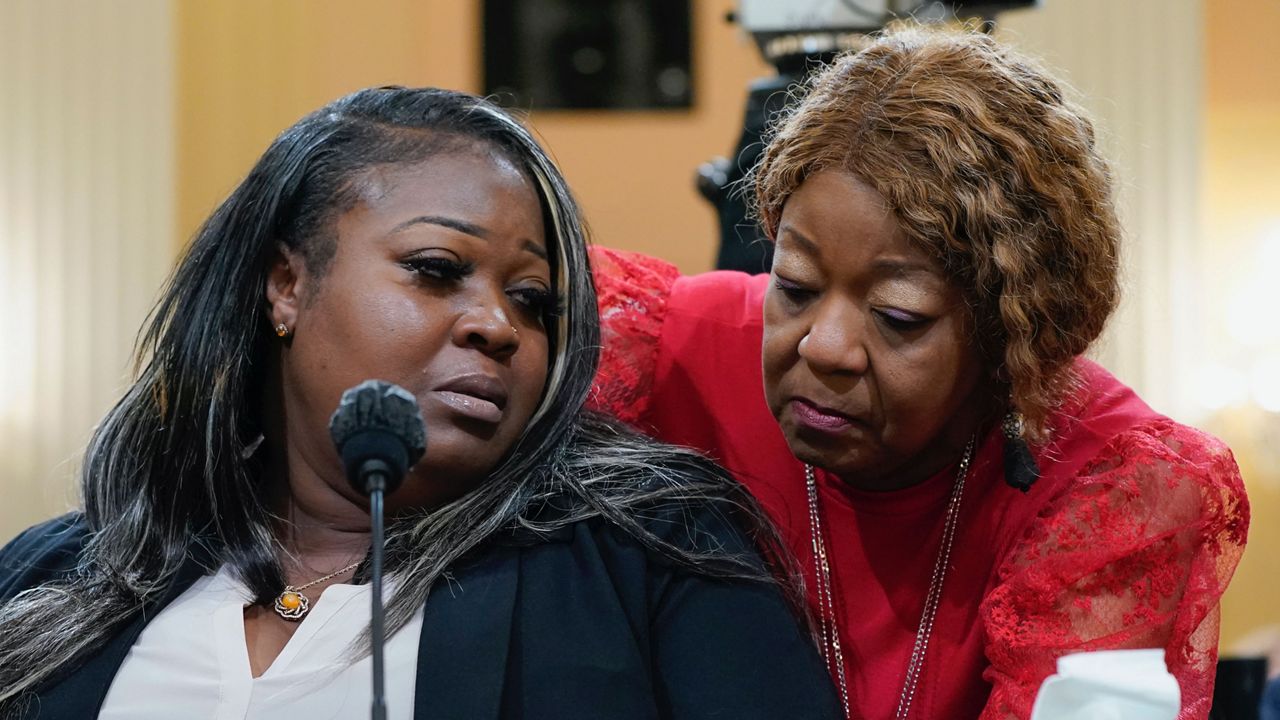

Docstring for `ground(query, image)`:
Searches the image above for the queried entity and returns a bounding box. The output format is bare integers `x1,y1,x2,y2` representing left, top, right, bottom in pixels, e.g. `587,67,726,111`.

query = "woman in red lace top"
589,27,1248,720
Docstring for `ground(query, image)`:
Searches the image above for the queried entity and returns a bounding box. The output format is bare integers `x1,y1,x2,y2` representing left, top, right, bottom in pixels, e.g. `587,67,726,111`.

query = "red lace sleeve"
979,419,1249,720
587,246,682,426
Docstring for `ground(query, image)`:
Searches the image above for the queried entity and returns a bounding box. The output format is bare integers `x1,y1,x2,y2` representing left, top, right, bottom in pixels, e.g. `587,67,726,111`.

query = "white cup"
1029,648,1181,720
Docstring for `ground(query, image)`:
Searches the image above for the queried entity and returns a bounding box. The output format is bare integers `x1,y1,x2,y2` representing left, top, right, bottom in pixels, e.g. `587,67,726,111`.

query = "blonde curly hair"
754,26,1121,440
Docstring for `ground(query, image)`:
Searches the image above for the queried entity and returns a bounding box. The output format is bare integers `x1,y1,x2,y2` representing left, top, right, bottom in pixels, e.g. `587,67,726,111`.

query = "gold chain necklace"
273,560,362,621
804,436,975,720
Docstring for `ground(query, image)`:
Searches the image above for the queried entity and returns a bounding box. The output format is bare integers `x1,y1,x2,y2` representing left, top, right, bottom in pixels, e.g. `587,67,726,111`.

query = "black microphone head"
328,380,426,496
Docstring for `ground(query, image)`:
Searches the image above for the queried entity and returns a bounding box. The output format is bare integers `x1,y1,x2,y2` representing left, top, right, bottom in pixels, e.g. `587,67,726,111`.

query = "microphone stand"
328,379,426,720
360,460,392,720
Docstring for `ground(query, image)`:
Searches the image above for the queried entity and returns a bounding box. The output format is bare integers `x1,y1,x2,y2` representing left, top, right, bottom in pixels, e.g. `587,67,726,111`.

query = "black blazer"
0,507,841,719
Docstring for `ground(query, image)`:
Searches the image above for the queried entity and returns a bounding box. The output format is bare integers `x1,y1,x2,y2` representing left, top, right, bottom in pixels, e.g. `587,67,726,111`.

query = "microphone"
329,379,427,495
329,380,426,720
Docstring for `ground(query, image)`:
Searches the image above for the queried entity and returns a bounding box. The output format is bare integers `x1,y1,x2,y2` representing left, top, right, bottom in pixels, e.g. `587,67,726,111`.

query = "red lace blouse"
588,247,1249,720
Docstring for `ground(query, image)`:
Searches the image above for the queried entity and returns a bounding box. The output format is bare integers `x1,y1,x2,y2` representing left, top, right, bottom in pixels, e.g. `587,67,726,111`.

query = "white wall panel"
997,0,1204,421
0,0,174,539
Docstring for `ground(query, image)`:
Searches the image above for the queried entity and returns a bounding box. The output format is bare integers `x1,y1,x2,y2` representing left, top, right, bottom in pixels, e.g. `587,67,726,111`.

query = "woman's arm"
979,420,1249,720
589,246,781,489
588,246,682,427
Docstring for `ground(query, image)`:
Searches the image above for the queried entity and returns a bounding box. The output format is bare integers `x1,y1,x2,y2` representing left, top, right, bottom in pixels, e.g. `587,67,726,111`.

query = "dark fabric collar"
413,546,520,720
28,546,212,718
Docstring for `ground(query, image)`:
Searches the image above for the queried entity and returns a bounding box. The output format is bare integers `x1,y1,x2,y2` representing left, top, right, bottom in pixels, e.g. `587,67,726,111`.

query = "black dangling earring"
1002,411,1040,492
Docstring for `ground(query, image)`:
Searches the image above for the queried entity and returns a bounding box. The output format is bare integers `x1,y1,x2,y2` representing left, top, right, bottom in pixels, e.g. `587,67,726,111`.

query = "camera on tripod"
703,0,1038,272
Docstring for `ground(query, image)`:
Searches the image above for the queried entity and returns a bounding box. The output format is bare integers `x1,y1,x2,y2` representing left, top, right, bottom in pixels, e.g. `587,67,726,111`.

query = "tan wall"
1203,0,1280,651
177,0,771,273
177,0,481,250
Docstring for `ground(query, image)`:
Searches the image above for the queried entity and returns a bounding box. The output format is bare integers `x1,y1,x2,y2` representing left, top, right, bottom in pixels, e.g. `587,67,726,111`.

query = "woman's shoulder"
531,415,774,562
995,359,1248,571
1051,358,1243,501
504,487,771,602
0,512,90,602
1078,415,1240,495
991,359,1248,568
1036,415,1247,557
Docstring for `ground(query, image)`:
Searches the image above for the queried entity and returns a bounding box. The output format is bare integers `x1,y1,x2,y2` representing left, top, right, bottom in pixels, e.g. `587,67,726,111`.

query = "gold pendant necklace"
273,560,362,621
805,436,975,720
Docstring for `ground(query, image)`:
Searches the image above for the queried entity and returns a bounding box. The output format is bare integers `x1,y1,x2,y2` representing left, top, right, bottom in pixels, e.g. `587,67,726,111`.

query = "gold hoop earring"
275,323,290,338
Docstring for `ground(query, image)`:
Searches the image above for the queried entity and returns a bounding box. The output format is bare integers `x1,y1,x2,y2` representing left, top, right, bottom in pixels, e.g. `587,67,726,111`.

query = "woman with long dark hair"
0,87,840,719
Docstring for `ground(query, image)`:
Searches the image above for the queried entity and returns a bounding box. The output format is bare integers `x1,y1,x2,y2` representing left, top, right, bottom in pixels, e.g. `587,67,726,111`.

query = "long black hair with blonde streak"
0,87,798,710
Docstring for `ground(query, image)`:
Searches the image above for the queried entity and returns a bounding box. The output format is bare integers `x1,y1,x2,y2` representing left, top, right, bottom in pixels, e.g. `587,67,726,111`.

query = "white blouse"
99,566,423,719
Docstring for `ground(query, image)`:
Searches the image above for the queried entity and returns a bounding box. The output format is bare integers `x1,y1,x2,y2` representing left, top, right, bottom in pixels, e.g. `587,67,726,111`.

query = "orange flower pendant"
273,588,310,620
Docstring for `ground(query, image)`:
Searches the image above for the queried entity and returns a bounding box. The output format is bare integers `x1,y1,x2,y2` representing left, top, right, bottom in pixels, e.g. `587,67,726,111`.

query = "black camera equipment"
701,0,1037,273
